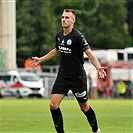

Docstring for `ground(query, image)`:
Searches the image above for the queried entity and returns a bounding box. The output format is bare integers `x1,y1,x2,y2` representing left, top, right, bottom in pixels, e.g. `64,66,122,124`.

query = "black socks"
50,107,98,133
50,108,64,133
83,107,98,132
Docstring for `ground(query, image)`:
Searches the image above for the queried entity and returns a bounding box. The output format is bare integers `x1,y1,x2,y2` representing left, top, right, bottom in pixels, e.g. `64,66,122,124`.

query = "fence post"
44,77,49,98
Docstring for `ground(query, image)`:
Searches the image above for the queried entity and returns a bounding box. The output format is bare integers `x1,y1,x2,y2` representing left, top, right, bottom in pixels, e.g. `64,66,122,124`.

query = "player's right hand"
29,56,41,68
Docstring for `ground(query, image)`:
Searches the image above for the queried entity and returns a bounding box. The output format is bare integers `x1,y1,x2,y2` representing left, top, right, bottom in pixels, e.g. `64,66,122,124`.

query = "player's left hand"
97,67,107,78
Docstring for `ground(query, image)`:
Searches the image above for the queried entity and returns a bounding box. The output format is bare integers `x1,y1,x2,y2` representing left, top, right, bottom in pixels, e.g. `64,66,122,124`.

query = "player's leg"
72,87,99,132
71,75,100,133
78,101,99,133
50,94,65,110
50,94,65,133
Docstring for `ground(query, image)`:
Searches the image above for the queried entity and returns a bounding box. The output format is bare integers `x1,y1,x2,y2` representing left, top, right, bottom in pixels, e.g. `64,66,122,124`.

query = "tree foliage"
16,0,58,67
16,0,132,67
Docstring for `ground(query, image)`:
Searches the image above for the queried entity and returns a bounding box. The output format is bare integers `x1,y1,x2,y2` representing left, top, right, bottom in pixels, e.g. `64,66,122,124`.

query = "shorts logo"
67,39,72,45
75,91,86,98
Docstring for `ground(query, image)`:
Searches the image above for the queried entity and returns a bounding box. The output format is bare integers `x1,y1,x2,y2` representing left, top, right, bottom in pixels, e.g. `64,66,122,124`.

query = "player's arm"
30,48,59,68
85,48,107,78
39,48,59,62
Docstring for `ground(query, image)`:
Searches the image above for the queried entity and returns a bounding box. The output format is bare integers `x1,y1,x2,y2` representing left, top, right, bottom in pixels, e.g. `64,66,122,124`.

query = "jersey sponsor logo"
67,39,72,45
75,91,86,98
59,46,72,53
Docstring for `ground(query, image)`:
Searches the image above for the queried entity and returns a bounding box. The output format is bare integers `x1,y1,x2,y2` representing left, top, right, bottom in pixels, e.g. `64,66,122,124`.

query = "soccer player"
30,9,106,133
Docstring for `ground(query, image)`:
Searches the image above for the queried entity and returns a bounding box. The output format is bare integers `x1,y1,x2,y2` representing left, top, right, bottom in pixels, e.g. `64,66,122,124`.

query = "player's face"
61,12,75,28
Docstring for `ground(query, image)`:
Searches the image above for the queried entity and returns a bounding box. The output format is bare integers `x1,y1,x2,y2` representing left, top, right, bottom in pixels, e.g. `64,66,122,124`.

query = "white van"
0,71,45,98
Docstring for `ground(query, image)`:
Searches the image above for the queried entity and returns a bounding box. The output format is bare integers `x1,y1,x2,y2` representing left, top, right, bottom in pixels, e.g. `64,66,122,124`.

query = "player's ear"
73,18,76,24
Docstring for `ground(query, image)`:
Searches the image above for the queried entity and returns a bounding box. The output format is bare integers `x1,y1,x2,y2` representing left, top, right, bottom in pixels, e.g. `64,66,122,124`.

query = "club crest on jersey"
67,39,72,45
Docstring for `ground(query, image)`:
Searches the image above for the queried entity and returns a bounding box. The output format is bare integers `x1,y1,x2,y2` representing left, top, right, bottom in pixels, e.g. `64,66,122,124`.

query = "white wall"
1,0,16,71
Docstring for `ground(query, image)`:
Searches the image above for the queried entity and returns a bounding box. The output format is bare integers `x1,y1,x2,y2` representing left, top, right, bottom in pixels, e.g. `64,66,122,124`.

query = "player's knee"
49,102,59,110
79,103,90,112
80,106,89,112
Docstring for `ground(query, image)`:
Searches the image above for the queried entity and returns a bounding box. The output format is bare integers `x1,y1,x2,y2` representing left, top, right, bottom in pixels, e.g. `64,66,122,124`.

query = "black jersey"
55,28,90,78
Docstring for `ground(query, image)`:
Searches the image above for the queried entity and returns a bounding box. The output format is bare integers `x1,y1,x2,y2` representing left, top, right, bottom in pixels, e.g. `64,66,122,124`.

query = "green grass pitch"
0,98,132,133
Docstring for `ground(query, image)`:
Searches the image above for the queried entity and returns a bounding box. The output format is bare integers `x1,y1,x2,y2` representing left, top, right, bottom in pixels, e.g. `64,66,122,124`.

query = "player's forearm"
85,49,102,71
40,48,59,63
89,56,102,71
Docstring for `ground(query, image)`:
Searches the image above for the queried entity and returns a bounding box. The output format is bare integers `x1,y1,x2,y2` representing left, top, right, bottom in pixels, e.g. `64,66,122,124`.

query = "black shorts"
51,74,88,103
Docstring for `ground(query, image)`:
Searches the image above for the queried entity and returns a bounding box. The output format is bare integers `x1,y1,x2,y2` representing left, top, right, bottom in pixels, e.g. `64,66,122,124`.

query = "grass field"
0,98,132,133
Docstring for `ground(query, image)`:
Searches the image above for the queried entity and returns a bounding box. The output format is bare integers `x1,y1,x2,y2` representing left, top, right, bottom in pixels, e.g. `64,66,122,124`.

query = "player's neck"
63,26,73,36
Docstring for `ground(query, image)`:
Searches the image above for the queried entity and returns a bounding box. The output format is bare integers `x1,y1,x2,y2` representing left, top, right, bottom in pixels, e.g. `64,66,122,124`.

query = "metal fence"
43,76,56,98
39,72,75,98
16,67,132,99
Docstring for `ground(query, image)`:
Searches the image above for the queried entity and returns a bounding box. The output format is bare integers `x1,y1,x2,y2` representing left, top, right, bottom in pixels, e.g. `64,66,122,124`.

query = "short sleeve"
55,35,59,50
78,34,90,51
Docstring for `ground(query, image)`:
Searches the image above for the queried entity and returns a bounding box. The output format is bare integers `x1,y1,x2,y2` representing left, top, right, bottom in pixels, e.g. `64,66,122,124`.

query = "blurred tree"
52,0,131,49
126,0,133,39
16,0,58,67
16,0,132,67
